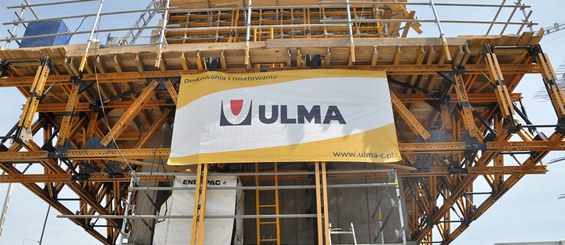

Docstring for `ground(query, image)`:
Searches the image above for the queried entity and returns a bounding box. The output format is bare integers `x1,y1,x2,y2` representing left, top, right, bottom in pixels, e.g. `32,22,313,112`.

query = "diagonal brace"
100,80,159,147
390,91,431,141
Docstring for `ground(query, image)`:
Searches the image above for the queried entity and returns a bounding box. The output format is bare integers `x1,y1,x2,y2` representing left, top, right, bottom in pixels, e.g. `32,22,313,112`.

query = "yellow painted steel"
196,164,209,245
190,164,203,245
390,91,431,141
56,82,80,147
18,60,50,129
255,162,281,245
100,80,159,147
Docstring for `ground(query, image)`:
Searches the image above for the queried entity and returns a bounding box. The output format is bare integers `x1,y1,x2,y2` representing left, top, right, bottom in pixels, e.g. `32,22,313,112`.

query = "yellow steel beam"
314,162,324,245
439,131,565,244
484,47,516,118
37,99,174,112
34,93,522,113
134,108,171,148
86,111,99,138
190,164,203,245
23,140,121,229
398,165,547,177
100,80,159,147
56,82,81,147
196,164,209,245
391,91,431,141
0,173,171,183
0,162,111,244
17,60,50,131
3,141,565,162
453,73,481,139
537,52,565,117
164,80,178,104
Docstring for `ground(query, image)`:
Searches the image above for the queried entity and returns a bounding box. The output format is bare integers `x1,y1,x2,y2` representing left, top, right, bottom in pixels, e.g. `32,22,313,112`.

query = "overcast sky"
0,0,564,244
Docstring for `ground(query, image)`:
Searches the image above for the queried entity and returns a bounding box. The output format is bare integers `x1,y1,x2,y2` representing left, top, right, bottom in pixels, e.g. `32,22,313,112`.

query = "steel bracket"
0,60,9,78
71,173,91,181
437,66,465,85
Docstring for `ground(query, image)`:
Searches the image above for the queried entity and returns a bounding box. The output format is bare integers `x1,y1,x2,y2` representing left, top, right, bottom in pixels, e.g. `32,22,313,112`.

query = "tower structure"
0,0,563,244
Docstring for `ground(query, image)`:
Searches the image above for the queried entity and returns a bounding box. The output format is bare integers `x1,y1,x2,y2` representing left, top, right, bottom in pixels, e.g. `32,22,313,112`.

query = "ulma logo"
220,100,253,126
220,99,347,126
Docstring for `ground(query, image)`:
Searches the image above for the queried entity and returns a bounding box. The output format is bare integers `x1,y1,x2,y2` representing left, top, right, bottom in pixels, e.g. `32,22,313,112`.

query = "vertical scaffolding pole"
0,180,13,237
117,175,136,245
345,0,356,64
79,0,105,72
394,170,407,244
245,0,253,68
429,0,452,62
155,0,170,68
38,205,51,245
5,0,41,48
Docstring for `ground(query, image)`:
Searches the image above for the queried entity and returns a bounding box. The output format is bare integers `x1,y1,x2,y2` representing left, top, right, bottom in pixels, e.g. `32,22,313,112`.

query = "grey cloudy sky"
0,0,564,244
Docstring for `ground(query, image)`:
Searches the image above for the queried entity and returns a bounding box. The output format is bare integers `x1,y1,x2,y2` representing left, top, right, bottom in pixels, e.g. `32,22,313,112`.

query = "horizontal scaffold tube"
58,214,317,219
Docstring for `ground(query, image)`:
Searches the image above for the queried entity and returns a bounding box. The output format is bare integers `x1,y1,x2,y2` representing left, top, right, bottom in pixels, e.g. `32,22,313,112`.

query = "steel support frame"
0,41,561,245
408,59,565,244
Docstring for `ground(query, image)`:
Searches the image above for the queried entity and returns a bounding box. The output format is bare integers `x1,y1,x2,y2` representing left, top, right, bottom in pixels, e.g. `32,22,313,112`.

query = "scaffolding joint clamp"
49,148,68,159
71,173,91,181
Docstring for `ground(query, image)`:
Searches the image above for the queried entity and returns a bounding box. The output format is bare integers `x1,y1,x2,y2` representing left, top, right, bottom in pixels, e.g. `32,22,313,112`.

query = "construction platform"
0,0,563,245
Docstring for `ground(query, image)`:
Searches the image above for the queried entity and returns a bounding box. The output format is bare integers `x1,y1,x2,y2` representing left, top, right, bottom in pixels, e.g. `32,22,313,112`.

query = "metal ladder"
253,27,274,42
255,162,281,245
328,222,358,245
110,0,161,46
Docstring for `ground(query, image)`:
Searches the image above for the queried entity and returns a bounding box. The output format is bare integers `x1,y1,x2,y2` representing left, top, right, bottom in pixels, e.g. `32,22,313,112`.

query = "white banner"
169,69,400,165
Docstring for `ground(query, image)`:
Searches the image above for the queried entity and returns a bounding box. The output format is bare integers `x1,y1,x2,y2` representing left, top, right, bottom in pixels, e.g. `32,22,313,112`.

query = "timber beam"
0,64,543,87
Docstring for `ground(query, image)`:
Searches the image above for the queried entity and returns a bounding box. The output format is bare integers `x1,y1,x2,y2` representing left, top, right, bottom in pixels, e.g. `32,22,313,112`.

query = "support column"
16,58,51,144
483,45,517,129
190,163,209,245
56,78,81,147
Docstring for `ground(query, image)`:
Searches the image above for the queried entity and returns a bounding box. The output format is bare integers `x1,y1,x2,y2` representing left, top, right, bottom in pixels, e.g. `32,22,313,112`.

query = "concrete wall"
241,162,413,244
129,125,172,245
129,155,416,244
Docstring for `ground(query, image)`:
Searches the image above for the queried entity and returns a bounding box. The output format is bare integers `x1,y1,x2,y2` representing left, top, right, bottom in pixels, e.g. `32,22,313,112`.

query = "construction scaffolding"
0,0,563,245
